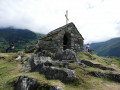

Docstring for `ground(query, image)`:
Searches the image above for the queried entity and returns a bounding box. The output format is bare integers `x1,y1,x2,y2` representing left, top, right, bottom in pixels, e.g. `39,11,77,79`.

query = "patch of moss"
65,68,92,90
85,67,103,72
0,53,21,90
112,58,120,67
68,63,81,70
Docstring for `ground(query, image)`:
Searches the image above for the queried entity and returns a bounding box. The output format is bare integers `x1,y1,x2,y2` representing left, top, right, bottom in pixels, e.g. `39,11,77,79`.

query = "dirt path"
0,53,14,57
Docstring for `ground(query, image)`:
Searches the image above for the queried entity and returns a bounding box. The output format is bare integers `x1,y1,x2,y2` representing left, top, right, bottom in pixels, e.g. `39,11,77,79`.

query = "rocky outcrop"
15,76,37,90
23,54,76,83
15,76,64,90
89,71,120,82
25,45,36,53
53,49,80,63
80,59,114,71
31,64,76,83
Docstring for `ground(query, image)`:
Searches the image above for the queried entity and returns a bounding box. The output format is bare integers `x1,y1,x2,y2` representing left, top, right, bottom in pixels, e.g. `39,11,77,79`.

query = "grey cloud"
0,0,119,44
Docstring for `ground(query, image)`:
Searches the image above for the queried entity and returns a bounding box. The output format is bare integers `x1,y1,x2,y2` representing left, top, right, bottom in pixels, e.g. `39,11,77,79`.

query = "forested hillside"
0,27,44,52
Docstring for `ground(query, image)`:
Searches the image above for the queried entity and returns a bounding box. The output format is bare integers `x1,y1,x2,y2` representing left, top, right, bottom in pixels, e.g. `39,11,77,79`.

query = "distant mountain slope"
90,37,120,57
0,27,44,52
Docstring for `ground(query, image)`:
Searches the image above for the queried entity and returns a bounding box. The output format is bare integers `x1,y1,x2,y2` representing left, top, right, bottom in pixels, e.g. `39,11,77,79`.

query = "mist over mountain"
0,27,44,52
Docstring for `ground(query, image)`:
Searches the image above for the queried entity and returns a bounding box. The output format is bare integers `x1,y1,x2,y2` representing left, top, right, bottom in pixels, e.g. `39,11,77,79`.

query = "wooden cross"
65,10,69,24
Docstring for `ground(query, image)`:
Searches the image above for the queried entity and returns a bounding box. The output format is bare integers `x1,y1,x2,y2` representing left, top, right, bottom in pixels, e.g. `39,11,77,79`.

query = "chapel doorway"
63,33,71,50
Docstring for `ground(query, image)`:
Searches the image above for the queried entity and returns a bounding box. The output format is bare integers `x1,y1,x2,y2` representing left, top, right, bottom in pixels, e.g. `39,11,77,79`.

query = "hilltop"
0,51,120,90
0,27,120,90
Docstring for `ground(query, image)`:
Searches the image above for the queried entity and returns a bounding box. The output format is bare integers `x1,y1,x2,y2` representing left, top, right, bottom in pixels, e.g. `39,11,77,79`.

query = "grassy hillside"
90,37,120,57
0,28,44,52
0,52,120,90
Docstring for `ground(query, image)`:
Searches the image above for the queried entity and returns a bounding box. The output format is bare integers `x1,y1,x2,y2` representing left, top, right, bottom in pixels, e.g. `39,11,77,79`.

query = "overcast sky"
0,0,120,43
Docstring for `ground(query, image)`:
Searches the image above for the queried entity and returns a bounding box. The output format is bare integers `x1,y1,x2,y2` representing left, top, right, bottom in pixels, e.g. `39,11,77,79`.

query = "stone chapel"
37,22,84,52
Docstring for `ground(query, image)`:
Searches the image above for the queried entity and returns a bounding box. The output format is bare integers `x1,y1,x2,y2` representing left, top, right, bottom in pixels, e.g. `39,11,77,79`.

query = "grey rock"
15,76,37,90
31,64,76,83
15,76,64,90
22,54,76,83
89,71,120,82
37,50,51,57
25,45,36,53
53,49,80,63
80,59,114,71
22,54,53,73
50,86,64,90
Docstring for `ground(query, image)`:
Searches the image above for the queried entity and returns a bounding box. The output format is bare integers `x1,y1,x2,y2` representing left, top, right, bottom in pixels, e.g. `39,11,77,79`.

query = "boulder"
15,76,37,90
50,61,69,68
15,76,64,90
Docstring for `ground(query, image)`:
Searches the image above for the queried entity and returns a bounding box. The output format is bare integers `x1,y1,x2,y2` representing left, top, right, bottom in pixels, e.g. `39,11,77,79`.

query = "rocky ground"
0,51,120,90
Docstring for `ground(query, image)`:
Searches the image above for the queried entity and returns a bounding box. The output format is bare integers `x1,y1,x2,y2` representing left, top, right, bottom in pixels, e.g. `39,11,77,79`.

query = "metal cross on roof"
65,10,69,24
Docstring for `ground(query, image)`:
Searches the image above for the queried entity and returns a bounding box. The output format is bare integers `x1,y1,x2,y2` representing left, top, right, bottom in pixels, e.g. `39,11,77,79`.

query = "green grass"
65,68,92,90
0,52,120,90
77,52,91,60
85,67,103,72
112,58,120,67
78,52,113,66
0,55,21,90
0,52,93,90
68,63,81,70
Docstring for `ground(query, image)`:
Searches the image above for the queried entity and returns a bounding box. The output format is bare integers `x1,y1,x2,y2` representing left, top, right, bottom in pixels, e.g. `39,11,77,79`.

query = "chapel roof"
40,22,84,40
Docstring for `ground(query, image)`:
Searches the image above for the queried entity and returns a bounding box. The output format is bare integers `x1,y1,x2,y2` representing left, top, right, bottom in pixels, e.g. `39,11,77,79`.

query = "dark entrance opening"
63,33,71,50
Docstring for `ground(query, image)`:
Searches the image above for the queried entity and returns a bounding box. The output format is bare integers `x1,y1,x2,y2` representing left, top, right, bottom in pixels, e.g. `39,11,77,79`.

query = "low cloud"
0,0,120,43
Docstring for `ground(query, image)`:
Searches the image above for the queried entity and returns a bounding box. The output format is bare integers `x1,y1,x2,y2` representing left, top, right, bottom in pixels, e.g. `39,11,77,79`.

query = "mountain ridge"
90,37,120,57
